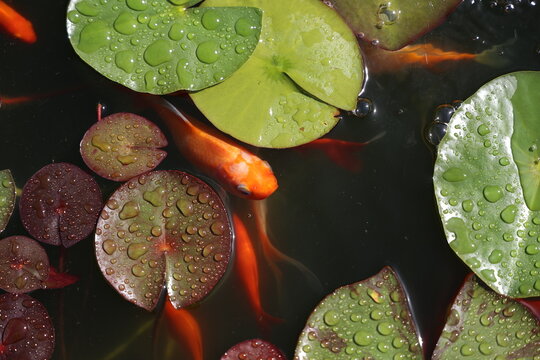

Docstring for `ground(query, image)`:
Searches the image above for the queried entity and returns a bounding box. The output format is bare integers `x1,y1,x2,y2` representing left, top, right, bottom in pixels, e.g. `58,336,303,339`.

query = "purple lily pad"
0,293,55,360
0,236,49,294
19,163,103,247
221,339,286,360
80,112,168,182
95,170,232,311
0,170,16,234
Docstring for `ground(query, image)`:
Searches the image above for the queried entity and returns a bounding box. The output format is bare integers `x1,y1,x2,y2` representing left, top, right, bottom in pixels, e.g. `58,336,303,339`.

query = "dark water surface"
1,0,540,359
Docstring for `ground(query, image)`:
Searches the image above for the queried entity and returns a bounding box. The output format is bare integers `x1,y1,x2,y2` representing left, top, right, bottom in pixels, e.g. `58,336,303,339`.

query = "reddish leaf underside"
95,170,232,311
19,163,103,247
221,339,287,360
80,112,168,182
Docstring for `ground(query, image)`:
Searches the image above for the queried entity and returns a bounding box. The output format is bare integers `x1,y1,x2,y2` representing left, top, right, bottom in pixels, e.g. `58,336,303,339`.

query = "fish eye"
237,184,252,196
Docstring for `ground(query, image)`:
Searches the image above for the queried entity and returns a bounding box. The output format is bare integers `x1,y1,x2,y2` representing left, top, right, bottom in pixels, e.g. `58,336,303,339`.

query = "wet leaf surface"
434,71,540,297
95,170,232,311
0,236,49,294
295,267,422,360
432,275,540,359
80,112,168,182
0,170,16,234
191,0,363,148
325,0,462,50
19,163,103,247
66,0,261,94
0,293,55,360
221,339,286,360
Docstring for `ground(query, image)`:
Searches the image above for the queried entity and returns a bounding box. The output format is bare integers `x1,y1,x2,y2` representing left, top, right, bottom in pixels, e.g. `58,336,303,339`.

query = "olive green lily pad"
294,267,422,360
66,0,262,93
325,0,462,51
0,170,16,234
432,275,540,359
191,0,363,148
434,71,540,298
95,170,232,311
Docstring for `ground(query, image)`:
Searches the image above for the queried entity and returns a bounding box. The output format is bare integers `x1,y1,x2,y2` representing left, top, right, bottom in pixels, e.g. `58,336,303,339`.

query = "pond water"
1,0,539,359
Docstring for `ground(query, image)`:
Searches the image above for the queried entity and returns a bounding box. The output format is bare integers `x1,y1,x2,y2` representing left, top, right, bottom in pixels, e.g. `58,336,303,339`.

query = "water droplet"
367,288,384,303
483,185,503,203
143,187,165,207
75,1,100,16
202,10,221,30
526,244,539,255
103,239,117,255
352,98,373,118
210,221,224,235
462,200,474,212
196,41,220,64
499,157,510,166
114,12,138,35
235,18,256,37
169,23,185,41
477,124,490,136
480,269,496,283
78,21,112,54
128,243,148,260
323,310,340,326
443,168,467,182
426,122,447,146
144,39,173,66
353,331,373,346
488,250,503,264
126,0,148,11
119,201,140,219
114,50,136,73
500,205,517,224
176,199,193,216
131,264,147,277
460,344,474,356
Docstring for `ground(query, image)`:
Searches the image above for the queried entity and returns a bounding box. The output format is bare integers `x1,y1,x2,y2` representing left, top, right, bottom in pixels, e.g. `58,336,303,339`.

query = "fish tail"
256,309,285,336
475,36,516,68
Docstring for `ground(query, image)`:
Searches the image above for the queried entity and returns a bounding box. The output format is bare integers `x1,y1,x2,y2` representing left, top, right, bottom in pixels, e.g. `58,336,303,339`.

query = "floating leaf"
95,170,232,311
433,71,540,298
80,112,168,182
19,163,103,247
0,293,55,360
191,0,363,148
295,267,422,360
0,170,16,234
66,0,262,94
432,275,540,359
222,339,286,360
0,236,49,294
325,0,462,50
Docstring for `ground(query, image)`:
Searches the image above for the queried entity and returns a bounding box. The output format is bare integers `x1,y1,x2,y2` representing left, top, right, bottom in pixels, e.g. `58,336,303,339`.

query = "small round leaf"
0,170,16,234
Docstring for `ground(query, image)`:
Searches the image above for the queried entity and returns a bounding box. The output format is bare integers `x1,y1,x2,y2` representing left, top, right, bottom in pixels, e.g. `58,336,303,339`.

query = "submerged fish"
164,298,203,360
0,0,36,43
151,98,278,200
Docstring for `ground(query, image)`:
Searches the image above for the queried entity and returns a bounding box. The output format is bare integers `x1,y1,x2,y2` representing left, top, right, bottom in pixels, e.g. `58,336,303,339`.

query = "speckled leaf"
432,275,540,359
0,293,55,360
0,236,49,294
325,0,462,51
66,0,261,94
19,163,103,247
0,170,15,234
95,170,232,311
434,71,540,298
295,267,422,360
81,112,168,182
221,339,286,360
191,0,363,148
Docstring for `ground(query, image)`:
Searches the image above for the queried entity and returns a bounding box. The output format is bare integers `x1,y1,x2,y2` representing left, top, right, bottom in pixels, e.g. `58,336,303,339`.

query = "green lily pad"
0,170,16,234
432,275,540,359
95,170,232,311
191,0,363,148
434,71,540,298
66,0,262,93
325,0,462,51
294,267,422,360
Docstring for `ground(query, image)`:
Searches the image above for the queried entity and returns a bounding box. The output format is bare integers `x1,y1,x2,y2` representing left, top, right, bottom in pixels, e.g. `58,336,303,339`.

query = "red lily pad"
0,236,49,294
0,293,55,360
0,170,16,234
19,163,103,247
221,339,286,360
80,112,168,182
95,170,232,311
432,274,540,359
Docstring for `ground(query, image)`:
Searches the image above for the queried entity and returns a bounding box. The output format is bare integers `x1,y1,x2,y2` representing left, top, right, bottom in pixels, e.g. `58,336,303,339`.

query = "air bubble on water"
426,123,447,146
352,97,373,118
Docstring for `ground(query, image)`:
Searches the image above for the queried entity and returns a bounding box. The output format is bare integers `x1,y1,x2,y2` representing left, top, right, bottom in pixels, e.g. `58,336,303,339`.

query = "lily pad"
80,112,168,182
433,71,540,298
294,267,422,360
191,0,363,148
0,293,55,360
66,0,262,94
95,170,232,311
325,0,462,51
19,163,103,247
0,236,49,294
432,275,540,359
221,339,286,360
0,170,16,234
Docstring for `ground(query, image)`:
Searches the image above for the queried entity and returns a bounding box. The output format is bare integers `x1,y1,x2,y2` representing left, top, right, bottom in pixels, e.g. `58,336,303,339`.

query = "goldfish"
0,0,36,43
164,298,203,360
233,213,283,331
151,97,278,200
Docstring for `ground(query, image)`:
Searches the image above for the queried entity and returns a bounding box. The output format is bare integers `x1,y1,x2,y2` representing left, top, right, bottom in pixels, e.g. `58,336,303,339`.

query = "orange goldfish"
233,213,283,331
151,97,278,200
0,0,36,43
164,298,203,360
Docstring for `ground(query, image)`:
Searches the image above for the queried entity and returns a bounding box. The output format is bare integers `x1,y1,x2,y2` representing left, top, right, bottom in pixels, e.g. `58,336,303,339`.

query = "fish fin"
42,266,79,289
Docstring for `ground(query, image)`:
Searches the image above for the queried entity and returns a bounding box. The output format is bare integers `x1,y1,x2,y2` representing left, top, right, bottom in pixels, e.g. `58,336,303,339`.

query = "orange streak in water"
164,298,203,360
0,0,36,43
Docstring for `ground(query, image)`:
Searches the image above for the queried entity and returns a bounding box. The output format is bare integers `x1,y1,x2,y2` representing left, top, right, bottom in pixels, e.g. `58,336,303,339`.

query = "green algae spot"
78,21,111,54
